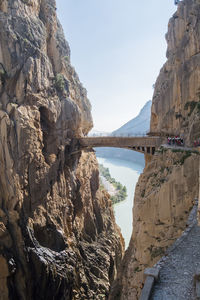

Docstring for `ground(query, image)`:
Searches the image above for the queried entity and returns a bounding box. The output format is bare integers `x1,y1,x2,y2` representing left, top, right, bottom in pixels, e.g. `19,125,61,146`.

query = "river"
97,156,144,248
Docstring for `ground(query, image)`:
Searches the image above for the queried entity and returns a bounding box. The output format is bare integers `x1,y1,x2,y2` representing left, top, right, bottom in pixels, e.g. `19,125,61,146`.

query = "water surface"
97,157,144,248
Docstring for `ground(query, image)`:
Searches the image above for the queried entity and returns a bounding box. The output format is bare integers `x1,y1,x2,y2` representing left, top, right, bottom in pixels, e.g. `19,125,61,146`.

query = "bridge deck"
78,136,163,155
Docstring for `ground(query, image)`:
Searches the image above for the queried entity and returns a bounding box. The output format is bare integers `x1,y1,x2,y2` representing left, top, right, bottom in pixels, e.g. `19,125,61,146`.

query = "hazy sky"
57,1,177,132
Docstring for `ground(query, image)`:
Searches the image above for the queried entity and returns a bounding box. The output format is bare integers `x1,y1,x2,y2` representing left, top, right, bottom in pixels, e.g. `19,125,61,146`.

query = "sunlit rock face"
110,1,200,299
111,150,199,300
0,0,123,299
150,0,200,145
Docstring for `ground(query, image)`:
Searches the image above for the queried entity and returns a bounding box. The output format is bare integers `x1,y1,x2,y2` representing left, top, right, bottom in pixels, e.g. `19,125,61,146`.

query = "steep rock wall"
150,0,200,145
0,0,123,299
113,150,199,299
110,0,200,299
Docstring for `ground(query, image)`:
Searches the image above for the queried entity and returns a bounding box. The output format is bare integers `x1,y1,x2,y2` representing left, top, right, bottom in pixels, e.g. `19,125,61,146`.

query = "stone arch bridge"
78,136,163,155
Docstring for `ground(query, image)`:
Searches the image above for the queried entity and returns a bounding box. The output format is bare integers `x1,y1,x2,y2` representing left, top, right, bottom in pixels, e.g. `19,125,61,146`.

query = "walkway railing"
139,268,159,300
139,199,198,300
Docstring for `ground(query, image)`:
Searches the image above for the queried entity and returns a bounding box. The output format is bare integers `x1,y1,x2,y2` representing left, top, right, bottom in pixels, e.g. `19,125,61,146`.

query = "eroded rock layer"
0,1,123,299
150,0,200,144
110,1,200,299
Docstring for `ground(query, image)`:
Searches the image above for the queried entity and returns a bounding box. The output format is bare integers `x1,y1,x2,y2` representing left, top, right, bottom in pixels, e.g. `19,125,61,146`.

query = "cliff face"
0,1,123,299
150,0,200,145
110,1,200,299
114,150,199,300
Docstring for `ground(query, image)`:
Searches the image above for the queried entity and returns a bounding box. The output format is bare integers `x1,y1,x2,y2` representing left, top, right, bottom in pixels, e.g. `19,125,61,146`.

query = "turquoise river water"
97,157,144,248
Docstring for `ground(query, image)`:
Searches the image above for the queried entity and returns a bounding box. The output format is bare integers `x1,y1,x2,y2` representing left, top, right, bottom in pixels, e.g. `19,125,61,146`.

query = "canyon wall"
0,0,123,299
150,0,200,145
110,0,200,299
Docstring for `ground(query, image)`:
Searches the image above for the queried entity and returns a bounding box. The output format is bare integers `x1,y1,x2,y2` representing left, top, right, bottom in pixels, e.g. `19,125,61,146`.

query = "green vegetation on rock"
171,148,199,164
184,100,200,116
54,73,65,92
99,163,127,205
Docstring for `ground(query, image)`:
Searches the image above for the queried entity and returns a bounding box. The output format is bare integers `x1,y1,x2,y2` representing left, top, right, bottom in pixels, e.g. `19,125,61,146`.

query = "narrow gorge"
110,0,200,299
0,0,200,300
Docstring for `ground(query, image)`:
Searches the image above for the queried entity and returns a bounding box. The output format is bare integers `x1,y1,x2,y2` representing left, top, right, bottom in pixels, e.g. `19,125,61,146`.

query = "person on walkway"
181,138,184,146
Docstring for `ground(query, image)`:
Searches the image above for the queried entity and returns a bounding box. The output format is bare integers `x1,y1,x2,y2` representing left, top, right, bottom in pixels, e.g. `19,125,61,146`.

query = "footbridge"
78,136,163,155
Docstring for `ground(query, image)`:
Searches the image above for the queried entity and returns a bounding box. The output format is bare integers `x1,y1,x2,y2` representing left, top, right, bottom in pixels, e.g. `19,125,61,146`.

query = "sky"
56,1,177,132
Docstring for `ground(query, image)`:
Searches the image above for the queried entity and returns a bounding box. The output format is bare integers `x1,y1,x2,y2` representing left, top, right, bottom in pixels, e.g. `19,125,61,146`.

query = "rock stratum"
110,1,200,299
0,0,123,299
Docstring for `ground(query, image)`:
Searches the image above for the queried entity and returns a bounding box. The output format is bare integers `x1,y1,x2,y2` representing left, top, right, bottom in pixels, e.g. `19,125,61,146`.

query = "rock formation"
110,0,200,299
0,0,123,299
150,0,200,145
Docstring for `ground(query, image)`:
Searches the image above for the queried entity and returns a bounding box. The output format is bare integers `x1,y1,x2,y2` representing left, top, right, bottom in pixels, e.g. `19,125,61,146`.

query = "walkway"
150,204,200,300
162,144,194,152
78,136,163,155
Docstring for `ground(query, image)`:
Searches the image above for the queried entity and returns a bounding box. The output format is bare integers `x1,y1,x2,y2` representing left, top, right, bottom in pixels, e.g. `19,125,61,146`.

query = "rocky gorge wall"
111,149,199,299
110,0,200,299
150,0,200,145
0,0,123,299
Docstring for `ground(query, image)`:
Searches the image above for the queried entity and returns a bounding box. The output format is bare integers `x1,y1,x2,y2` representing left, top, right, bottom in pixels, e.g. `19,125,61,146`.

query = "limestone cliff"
150,0,200,145
0,0,123,299
111,149,199,299
110,1,200,299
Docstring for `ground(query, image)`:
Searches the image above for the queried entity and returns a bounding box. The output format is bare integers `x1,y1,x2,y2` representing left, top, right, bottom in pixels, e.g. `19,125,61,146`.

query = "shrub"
171,149,197,165
156,146,167,154
179,151,191,165
171,148,184,153
64,56,70,63
149,246,165,259
54,73,65,92
134,267,141,273
184,101,198,116
99,163,127,204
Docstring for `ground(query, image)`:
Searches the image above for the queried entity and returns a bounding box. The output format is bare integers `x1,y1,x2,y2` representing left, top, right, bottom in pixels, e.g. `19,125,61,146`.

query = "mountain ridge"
112,100,151,136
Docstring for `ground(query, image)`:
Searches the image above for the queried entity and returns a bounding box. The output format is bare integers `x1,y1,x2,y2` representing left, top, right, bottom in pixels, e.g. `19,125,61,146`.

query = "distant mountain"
88,129,110,137
95,100,151,164
112,100,151,136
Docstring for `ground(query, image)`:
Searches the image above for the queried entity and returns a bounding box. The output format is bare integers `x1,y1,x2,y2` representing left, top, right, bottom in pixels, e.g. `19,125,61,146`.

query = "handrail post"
139,268,159,300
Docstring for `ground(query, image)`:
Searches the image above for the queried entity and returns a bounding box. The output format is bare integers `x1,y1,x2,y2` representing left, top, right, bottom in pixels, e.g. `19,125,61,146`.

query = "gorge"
97,156,144,249
0,0,123,299
110,0,200,299
0,0,200,300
